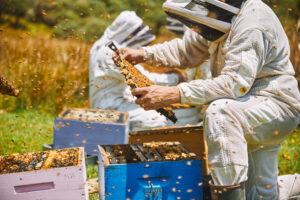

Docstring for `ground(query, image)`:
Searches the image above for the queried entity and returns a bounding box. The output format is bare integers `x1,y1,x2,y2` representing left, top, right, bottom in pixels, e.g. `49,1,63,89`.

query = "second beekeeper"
89,11,191,130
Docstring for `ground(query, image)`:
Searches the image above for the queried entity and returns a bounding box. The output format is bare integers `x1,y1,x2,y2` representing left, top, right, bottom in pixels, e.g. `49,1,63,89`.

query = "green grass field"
0,109,299,200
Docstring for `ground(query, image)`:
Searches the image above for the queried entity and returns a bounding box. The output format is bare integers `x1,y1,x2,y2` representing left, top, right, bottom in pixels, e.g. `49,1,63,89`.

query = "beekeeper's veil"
163,0,244,41
166,16,186,35
103,11,155,49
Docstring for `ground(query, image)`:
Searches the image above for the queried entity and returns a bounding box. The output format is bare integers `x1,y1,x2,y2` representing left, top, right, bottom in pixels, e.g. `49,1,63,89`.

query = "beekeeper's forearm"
143,30,210,69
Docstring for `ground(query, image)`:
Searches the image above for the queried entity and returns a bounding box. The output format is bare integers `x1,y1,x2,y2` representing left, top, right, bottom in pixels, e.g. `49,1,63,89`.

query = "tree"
4,0,31,27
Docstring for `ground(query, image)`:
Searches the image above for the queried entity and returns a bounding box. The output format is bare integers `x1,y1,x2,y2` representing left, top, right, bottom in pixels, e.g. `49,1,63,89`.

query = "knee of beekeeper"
204,99,237,125
205,99,228,116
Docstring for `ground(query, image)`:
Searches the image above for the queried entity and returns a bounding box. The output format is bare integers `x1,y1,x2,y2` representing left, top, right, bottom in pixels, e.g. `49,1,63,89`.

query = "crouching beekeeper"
115,0,300,199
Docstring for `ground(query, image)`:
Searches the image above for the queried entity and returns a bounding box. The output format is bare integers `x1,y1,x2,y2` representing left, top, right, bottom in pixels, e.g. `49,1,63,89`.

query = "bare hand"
132,85,181,110
112,48,144,64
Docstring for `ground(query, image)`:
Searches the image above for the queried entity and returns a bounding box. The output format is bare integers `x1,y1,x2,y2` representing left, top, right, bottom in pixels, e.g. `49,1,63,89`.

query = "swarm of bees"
0,75,21,97
0,148,80,174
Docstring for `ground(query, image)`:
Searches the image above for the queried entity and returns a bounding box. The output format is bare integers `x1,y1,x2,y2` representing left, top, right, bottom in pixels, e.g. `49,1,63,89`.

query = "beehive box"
98,142,203,200
53,108,129,156
129,125,209,175
0,147,88,200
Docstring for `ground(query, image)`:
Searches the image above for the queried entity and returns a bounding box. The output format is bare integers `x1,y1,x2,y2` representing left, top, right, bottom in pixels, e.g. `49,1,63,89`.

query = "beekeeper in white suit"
89,11,193,130
115,0,300,199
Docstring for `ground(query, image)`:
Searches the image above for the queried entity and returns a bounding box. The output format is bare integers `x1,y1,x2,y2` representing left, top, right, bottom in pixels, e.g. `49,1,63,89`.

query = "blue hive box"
98,142,203,200
53,108,129,156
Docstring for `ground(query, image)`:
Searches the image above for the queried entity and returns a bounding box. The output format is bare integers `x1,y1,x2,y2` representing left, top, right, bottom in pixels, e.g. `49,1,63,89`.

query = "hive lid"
0,147,83,175
58,108,128,124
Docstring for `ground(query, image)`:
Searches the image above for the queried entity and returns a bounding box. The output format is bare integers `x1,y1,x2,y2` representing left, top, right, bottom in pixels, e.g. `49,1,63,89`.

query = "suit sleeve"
177,29,269,105
143,30,210,69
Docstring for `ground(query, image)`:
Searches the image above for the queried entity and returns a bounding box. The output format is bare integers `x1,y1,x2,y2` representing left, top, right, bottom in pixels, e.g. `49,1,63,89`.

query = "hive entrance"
102,142,197,165
0,148,81,174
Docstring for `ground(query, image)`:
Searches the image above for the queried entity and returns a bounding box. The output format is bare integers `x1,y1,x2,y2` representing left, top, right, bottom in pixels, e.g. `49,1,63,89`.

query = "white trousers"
278,173,300,200
166,107,200,127
204,94,299,200
119,103,199,131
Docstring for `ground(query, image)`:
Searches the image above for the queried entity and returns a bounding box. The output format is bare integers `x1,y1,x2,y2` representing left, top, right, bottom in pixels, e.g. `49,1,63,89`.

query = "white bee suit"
90,11,185,130
278,173,300,200
142,0,300,199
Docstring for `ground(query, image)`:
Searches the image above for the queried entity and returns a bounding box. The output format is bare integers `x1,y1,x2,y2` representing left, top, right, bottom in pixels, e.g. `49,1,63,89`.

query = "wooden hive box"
97,142,203,200
53,108,129,156
0,147,88,200
129,125,209,175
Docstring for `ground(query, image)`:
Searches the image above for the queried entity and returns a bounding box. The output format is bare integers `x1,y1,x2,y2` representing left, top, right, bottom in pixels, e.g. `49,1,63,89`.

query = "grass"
86,165,100,200
0,110,54,155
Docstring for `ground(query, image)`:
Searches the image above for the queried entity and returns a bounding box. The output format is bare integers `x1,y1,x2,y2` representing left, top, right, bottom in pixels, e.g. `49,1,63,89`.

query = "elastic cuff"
142,47,153,62
177,83,190,104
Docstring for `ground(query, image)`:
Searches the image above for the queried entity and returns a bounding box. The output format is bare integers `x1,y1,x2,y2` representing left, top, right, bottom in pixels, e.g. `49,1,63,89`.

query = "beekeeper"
90,11,191,130
115,0,300,199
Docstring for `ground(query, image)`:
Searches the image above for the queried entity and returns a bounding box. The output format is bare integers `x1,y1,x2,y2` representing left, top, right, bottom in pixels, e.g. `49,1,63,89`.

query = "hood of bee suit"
163,0,242,41
166,16,186,35
103,11,156,49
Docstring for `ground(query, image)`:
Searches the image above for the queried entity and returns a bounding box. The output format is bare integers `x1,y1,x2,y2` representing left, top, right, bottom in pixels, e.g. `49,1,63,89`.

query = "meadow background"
0,1,299,198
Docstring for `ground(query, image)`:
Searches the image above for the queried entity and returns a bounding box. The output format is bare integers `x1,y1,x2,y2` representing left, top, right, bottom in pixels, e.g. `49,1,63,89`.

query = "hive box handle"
14,182,55,193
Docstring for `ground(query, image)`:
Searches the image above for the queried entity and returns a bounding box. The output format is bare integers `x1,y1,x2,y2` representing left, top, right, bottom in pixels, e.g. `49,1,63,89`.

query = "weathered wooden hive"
0,147,88,200
53,108,129,156
98,142,203,200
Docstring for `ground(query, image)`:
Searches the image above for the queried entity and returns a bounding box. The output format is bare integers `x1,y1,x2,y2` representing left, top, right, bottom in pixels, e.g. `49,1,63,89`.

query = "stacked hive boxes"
53,108,130,156
0,147,88,200
98,142,203,200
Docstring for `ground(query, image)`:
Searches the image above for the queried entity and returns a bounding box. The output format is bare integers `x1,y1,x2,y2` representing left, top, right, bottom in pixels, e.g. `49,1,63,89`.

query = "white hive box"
0,147,88,200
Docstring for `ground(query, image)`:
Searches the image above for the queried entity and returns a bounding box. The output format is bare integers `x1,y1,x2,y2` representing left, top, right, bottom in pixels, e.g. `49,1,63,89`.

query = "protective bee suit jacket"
142,0,300,199
144,4,300,111
89,11,181,130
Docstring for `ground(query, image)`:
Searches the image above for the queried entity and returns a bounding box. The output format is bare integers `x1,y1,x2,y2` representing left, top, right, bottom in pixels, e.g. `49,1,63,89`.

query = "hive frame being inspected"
106,41,178,123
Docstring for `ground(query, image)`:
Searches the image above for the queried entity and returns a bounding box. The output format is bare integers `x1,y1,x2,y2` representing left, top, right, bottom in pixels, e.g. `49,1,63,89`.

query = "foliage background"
0,0,299,42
